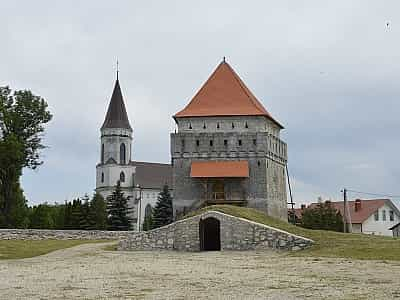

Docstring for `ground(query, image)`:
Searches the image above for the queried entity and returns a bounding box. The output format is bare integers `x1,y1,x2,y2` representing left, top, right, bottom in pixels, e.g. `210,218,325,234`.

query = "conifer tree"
79,194,90,230
88,193,107,230
107,181,133,231
152,184,173,229
70,198,82,229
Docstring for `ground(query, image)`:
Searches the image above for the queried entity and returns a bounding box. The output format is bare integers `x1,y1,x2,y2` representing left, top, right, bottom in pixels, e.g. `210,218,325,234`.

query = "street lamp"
135,184,142,232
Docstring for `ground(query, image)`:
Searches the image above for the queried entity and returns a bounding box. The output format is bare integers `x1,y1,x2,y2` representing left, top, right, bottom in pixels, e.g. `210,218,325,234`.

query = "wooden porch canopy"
190,161,249,178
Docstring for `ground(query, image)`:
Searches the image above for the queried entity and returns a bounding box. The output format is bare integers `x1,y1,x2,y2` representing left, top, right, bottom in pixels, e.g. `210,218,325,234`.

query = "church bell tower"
95,75,136,205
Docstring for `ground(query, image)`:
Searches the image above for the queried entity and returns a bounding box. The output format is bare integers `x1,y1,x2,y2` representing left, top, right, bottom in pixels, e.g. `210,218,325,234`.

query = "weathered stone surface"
118,211,313,252
0,229,131,240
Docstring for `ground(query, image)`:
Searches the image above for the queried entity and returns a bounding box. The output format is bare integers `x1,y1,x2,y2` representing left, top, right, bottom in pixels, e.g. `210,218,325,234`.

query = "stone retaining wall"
118,211,313,251
0,229,131,240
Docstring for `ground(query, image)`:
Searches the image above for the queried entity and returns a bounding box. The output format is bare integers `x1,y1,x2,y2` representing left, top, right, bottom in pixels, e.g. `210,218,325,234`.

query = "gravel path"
1,242,400,299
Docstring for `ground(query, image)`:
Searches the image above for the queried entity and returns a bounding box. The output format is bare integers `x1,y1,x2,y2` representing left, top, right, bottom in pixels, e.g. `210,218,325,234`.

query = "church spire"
101,77,132,130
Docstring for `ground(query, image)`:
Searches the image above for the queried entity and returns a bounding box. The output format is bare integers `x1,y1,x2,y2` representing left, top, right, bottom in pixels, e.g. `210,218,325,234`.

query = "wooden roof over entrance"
190,161,249,178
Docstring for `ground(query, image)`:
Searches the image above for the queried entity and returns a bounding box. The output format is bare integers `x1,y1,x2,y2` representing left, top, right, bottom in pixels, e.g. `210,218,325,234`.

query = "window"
203,123,206,129
231,123,235,129
374,210,379,221
224,140,227,146
120,171,125,182
257,161,260,167
238,139,242,146
210,140,213,146
189,123,192,129
181,139,185,148
390,210,394,221
196,140,200,147
101,144,105,164
253,139,257,146
217,123,220,129
382,210,386,221
101,172,104,183
120,143,126,164
245,122,248,128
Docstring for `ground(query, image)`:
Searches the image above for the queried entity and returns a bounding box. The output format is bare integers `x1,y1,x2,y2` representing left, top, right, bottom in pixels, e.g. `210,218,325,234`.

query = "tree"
79,195,90,230
142,205,154,231
88,193,107,230
70,199,83,229
301,202,344,232
0,86,52,227
152,185,173,229
107,181,133,231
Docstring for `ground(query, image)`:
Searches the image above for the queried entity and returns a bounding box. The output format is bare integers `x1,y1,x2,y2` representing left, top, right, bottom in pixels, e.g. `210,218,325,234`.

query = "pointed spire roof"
174,60,283,128
101,79,132,130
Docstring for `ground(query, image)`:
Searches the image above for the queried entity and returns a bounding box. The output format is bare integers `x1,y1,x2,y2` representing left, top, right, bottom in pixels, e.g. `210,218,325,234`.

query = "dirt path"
1,242,400,299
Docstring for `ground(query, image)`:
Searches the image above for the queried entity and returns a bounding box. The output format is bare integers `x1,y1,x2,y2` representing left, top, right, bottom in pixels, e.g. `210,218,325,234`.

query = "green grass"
186,205,400,261
0,239,109,260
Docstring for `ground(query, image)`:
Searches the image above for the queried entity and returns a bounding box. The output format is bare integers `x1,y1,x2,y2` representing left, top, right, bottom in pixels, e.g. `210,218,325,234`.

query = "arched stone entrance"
199,217,221,251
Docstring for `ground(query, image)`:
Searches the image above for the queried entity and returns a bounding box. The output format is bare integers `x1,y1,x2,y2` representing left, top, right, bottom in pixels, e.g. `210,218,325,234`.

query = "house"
297,199,400,236
171,59,288,221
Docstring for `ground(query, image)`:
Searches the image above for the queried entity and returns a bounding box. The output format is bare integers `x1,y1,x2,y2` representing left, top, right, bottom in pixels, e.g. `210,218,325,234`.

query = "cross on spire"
116,60,119,80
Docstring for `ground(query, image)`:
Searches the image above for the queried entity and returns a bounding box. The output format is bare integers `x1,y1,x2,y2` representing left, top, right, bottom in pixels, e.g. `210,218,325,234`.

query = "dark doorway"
199,217,221,251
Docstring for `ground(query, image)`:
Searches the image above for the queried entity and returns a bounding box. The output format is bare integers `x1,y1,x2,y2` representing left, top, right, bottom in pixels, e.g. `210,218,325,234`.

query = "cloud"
2,1,400,205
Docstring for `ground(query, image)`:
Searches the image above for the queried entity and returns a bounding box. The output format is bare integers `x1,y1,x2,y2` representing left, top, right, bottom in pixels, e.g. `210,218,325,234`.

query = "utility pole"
286,164,295,224
343,188,347,233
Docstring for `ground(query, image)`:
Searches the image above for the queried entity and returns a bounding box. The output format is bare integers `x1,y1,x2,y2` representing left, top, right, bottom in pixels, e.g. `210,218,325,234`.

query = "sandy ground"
1,243,400,300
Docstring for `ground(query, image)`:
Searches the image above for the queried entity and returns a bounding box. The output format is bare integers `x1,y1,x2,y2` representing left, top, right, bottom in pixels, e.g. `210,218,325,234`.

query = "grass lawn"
0,239,110,260
187,205,400,261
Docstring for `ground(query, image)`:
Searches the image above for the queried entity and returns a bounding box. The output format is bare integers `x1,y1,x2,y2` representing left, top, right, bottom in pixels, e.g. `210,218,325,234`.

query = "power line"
346,189,400,199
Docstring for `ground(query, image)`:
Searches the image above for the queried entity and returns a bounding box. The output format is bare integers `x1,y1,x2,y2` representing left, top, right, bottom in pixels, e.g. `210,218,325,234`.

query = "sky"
1,1,400,207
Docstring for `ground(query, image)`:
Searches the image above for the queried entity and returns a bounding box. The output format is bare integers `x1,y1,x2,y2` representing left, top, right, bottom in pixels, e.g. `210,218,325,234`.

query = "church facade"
171,61,288,221
95,78,172,230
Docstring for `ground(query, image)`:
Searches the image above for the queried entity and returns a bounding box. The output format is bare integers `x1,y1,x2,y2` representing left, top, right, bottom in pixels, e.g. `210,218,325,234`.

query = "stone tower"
171,60,288,221
96,78,136,204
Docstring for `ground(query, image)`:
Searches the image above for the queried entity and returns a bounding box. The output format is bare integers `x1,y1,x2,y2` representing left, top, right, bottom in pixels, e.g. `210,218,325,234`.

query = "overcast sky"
1,1,400,207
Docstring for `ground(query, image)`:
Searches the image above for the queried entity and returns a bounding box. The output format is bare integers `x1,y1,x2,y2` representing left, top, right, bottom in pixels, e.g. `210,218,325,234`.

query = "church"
96,59,288,230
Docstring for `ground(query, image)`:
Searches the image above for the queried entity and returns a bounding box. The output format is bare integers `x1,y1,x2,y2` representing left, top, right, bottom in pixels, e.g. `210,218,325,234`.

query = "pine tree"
107,181,133,231
88,193,107,230
70,198,82,229
152,184,173,229
142,212,154,231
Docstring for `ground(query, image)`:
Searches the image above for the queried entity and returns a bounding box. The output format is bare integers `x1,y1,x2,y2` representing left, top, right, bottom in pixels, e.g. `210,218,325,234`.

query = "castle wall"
118,211,312,251
171,116,288,221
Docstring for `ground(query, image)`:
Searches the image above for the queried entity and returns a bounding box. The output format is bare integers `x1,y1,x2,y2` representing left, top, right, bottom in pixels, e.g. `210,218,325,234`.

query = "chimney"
355,199,362,212
301,204,306,210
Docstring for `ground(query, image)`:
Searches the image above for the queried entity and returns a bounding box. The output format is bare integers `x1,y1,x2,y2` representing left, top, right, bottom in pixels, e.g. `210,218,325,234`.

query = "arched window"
101,144,105,164
120,171,125,182
101,172,104,183
120,143,126,164
145,204,153,218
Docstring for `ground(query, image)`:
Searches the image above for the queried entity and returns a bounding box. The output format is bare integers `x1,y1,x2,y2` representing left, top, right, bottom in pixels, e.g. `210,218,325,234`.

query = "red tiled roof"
190,160,249,178
305,199,395,223
174,61,283,128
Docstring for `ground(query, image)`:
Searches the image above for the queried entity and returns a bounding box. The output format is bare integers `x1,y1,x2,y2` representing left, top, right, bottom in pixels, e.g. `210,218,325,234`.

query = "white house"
300,199,400,236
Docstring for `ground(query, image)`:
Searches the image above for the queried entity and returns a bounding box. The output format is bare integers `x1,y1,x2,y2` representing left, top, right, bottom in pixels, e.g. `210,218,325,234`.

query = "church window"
217,123,220,129
120,171,125,183
210,140,213,147
101,172,104,183
101,144,105,164
231,123,235,129
120,143,126,164
257,161,260,167
224,139,227,146
189,123,192,129
203,123,206,129
238,139,242,146
253,139,257,146
245,122,248,128
196,140,200,147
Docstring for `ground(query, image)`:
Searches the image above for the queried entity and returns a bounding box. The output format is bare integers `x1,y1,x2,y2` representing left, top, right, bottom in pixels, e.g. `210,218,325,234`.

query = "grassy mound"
0,239,109,260
186,205,400,261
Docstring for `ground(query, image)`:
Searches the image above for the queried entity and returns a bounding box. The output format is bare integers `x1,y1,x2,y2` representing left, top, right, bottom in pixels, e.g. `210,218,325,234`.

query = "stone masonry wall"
118,211,313,251
0,229,131,240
